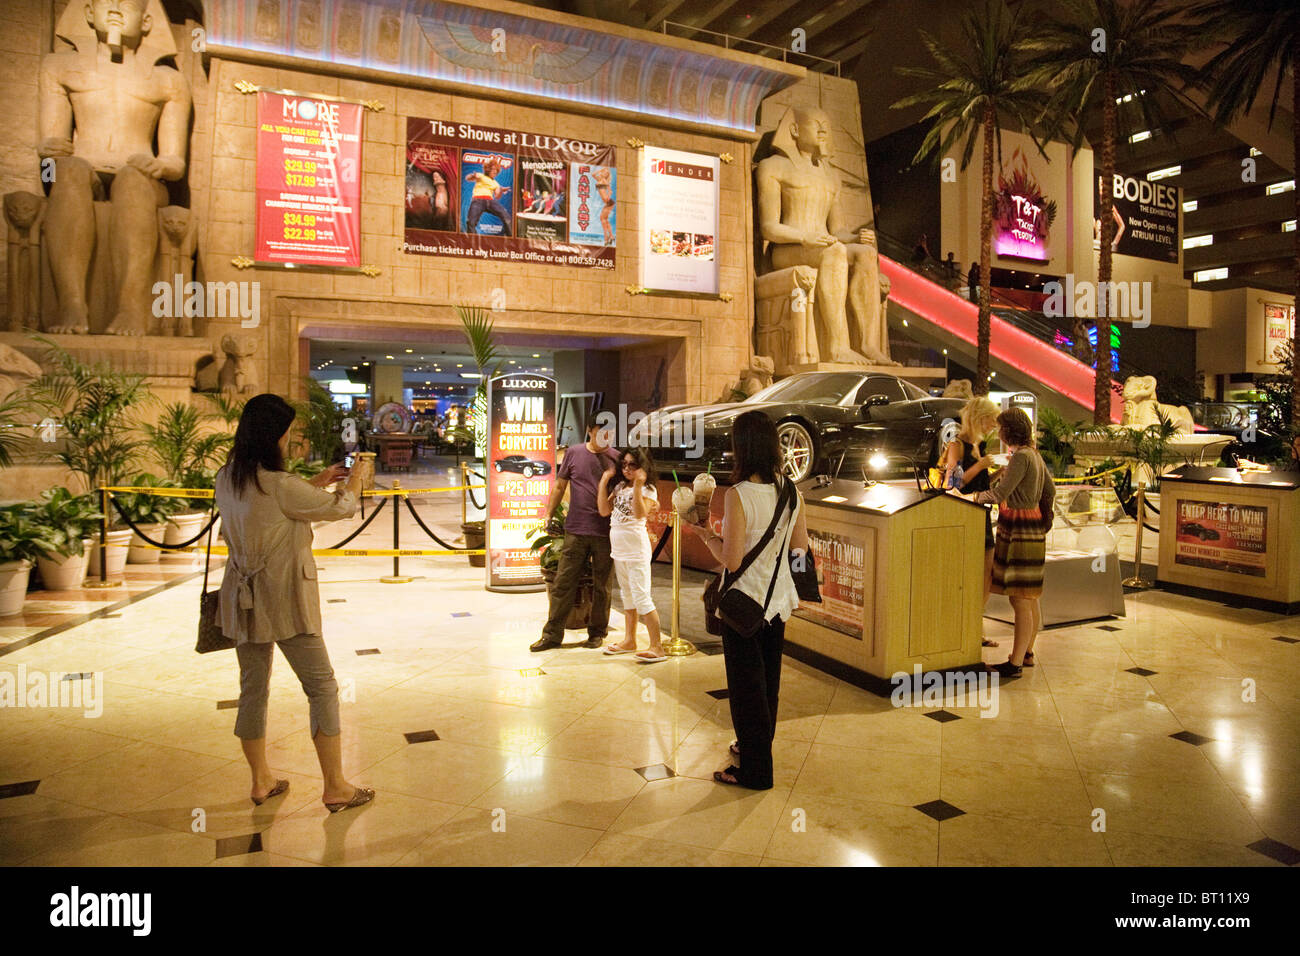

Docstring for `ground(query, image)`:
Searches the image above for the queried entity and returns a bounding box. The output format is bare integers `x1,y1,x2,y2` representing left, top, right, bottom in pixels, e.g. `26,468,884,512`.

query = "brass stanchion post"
665,510,695,657
1123,480,1153,589
460,461,468,527
381,480,413,584
85,487,122,589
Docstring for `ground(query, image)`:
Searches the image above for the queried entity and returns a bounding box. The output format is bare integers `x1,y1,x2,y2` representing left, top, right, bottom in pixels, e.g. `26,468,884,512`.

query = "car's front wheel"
777,421,816,482
523,466,534,478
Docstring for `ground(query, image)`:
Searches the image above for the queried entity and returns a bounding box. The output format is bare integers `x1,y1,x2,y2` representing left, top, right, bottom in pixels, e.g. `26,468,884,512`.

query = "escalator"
877,231,1134,422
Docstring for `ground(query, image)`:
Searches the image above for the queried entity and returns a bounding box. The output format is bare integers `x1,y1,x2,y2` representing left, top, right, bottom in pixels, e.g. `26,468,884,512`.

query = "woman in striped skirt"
960,408,1053,678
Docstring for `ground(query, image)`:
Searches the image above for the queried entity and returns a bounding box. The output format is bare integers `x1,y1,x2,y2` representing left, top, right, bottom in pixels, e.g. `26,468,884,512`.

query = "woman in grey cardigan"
214,394,374,813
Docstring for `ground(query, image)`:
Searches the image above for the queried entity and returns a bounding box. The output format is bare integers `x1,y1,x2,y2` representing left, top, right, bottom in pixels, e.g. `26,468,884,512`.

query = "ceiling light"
1266,180,1294,195
1249,147,1261,157
405,349,413,353
459,372,482,380
1183,234,1212,249
456,363,463,368
1194,267,1228,282
532,353,540,358
1284,220,1296,232
1129,130,1152,144
1146,165,1180,181
1183,200,1197,212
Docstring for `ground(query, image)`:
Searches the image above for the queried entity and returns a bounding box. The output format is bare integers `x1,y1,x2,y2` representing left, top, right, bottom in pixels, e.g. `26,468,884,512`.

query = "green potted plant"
0,506,60,616
27,488,105,590
115,474,183,565
26,338,150,577
526,504,592,629
143,401,226,549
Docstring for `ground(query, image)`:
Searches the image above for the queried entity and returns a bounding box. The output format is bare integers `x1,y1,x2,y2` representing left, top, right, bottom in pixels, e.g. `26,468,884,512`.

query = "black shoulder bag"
196,508,235,653
703,479,796,638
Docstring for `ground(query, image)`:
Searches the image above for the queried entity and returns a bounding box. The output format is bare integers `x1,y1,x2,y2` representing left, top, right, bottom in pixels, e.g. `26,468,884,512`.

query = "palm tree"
453,305,505,452
892,0,1047,395
1026,0,1200,424
1190,0,1298,438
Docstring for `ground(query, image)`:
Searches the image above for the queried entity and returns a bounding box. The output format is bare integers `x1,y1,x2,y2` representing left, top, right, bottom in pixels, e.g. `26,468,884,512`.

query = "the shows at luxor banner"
1094,171,1180,263
404,118,617,268
640,145,720,294
486,374,557,592
254,90,365,267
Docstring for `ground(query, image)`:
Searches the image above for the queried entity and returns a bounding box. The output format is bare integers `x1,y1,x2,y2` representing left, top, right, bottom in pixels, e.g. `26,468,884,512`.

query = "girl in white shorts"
597,447,664,663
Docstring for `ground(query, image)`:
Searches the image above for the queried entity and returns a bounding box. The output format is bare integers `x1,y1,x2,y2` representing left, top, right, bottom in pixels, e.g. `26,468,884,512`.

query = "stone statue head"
159,205,191,245
57,0,176,63
770,106,833,164
3,192,43,230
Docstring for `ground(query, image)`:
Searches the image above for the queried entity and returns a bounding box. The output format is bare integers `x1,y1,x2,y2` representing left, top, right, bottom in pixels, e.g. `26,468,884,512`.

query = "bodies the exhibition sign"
404,118,617,269
1094,171,1180,263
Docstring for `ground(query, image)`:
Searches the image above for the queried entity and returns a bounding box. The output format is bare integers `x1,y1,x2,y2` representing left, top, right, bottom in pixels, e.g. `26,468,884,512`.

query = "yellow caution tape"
148,544,484,557
363,484,480,496
101,486,215,498
1053,464,1129,484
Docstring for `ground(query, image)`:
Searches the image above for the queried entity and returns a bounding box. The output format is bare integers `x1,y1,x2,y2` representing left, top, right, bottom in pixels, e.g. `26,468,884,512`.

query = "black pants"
721,615,786,789
541,533,614,643
467,197,512,235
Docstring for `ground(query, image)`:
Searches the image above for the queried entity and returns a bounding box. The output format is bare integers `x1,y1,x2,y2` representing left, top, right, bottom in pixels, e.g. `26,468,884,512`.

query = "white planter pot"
89,529,133,579
0,559,32,617
36,541,93,591
163,512,208,561
128,523,167,564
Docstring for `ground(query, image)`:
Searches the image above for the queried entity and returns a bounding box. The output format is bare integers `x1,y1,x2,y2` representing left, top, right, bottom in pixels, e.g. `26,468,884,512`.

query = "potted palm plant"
28,488,105,590
26,338,150,578
143,401,226,550
116,474,183,564
0,506,60,616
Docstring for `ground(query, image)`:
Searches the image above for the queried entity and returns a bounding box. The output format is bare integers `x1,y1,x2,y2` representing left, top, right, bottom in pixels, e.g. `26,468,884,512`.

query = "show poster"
641,145,720,295
404,118,616,269
1265,304,1296,355
486,373,557,592
254,90,364,267
1173,500,1267,577
1094,170,1180,263
794,529,866,639
993,148,1054,262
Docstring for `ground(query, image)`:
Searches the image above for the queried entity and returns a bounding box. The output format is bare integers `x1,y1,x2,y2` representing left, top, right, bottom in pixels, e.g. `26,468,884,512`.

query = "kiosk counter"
785,479,987,694
1157,466,1300,613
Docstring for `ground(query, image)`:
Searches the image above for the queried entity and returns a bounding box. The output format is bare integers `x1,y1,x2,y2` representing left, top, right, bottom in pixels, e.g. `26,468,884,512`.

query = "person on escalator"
967,261,981,304
941,397,1001,648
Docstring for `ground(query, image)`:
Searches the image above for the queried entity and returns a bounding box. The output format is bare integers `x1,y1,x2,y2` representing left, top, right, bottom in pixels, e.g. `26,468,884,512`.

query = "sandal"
981,638,1000,647
1023,652,1035,667
636,650,668,664
603,644,636,655
729,740,740,757
251,779,289,806
713,766,743,786
325,787,375,814
987,660,1023,679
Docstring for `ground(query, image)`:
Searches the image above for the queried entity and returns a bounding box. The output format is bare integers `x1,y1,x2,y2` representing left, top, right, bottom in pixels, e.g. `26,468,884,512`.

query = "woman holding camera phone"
688,411,809,790
214,394,375,813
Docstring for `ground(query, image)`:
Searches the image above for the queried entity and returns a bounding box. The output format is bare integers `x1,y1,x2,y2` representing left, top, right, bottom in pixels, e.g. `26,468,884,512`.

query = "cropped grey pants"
234,633,341,740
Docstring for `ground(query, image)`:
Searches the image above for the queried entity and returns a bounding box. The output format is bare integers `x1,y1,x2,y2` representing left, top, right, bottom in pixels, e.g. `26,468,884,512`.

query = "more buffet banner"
639,145,720,294
404,118,617,269
254,90,365,268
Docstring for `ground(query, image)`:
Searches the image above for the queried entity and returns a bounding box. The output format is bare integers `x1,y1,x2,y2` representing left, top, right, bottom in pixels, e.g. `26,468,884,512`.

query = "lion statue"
1121,375,1194,433
942,379,974,400
719,356,776,402
195,334,258,396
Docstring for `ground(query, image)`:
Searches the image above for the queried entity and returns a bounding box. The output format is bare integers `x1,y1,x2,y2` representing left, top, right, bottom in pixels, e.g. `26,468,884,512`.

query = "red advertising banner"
254,90,364,267
1173,500,1268,577
794,528,867,638
486,374,557,592
404,117,616,269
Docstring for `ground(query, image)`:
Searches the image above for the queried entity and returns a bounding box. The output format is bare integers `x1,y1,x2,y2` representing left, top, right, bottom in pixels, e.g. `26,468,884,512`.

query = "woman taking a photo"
956,408,1053,677
688,411,808,790
214,394,375,813
941,396,1001,647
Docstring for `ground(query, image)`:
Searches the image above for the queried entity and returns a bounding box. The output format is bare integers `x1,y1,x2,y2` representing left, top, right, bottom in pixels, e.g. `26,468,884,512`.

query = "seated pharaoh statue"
755,106,896,369
37,0,192,336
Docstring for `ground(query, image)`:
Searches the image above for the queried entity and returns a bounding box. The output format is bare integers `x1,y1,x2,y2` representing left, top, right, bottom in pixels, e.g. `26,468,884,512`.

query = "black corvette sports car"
643,372,966,483
494,455,552,477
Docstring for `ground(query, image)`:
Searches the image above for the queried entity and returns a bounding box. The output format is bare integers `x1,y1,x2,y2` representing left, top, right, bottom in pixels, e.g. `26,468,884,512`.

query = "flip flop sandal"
325,787,375,814
603,644,636,655
713,766,744,786
981,639,1000,647
729,740,740,757
636,651,668,664
1023,653,1035,667
251,779,289,806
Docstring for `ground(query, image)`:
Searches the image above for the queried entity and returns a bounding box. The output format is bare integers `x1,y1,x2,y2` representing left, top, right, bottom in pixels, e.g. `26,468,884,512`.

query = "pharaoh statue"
37,0,192,336
4,192,46,331
157,205,197,335
755,106,896,369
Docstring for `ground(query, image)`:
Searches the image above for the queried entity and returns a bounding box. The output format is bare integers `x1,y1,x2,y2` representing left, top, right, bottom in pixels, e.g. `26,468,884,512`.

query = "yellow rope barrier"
100,484,481,498
1052,463,1130,484
149,543,485,557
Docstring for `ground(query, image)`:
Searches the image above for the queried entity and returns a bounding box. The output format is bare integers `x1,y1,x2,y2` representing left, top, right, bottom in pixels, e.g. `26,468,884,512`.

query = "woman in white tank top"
689,411,809,790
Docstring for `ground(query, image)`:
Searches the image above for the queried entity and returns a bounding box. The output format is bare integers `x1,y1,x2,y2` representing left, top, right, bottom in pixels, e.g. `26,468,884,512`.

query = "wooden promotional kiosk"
784,478,988,694
1157,466,1300,613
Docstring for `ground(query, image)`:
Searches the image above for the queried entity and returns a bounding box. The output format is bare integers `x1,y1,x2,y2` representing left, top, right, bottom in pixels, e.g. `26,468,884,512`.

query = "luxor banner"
486,374,557,592
404,118,616,269
254,90,364,268
1094,171,1180,263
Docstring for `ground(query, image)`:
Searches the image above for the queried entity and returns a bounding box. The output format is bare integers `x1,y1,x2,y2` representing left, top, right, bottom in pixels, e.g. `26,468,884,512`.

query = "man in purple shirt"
532,417,621,651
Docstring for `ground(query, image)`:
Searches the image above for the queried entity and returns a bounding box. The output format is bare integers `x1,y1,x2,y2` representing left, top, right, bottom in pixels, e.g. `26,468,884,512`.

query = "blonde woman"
942,396,1000,647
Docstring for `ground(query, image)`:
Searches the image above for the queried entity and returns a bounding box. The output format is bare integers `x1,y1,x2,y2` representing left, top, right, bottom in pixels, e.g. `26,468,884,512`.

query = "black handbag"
704,479,796,638
196,509,235,654
790,547,821,603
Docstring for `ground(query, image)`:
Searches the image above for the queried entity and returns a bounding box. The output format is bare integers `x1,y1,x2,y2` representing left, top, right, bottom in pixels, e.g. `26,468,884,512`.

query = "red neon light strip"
880,255,1123,423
